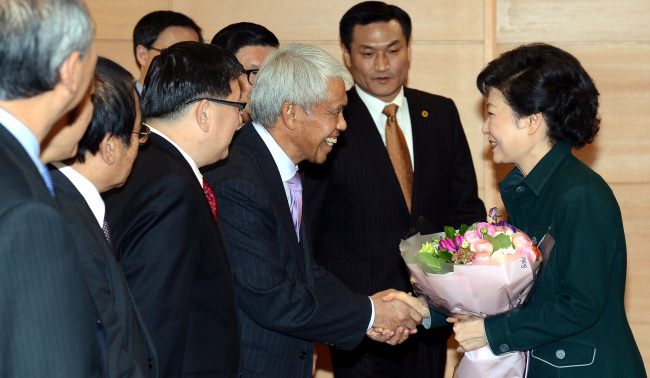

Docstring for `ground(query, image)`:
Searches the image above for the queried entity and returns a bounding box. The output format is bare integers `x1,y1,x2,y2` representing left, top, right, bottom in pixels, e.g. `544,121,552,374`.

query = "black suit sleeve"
113,175,204,376
0,202,102,376
445,99,487,226
216,175,370,350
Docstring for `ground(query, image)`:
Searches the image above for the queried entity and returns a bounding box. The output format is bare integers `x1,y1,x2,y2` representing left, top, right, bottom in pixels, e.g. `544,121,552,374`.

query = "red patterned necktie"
203,178,218,222
383,104,414,213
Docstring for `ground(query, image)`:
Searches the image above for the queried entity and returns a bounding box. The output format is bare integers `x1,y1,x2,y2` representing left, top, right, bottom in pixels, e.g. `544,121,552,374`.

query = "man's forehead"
351,20,406,42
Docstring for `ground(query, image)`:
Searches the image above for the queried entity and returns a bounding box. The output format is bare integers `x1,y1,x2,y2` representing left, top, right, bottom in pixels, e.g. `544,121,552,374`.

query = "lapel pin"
422,110,428,117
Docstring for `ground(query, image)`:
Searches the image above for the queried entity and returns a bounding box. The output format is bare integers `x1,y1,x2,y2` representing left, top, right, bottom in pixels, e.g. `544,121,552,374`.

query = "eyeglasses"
135,123,151,144
244,69,259,85
148,47,163,53
185,98,247,115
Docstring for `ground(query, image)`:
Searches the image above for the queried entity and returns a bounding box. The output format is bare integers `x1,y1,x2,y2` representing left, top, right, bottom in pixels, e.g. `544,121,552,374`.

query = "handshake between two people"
367,289,429,346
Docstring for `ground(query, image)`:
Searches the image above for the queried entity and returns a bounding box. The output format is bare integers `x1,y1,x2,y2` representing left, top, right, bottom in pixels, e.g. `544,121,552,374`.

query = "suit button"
516,186,525,193
500,344,510,353
556,349,566,359
299,351,307,360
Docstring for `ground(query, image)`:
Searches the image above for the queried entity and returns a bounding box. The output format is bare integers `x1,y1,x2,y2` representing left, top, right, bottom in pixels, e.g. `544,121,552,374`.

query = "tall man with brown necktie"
302,2,486,377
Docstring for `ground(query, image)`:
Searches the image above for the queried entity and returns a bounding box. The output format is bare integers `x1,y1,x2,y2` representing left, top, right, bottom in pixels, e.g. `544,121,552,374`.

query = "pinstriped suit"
203,124,371,377
303,87,486,377
0,125,103,376
50,168,157,377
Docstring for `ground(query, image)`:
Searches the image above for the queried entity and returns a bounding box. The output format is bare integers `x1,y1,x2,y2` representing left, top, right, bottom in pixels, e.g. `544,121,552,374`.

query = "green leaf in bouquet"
495,233,512,248
437,249,454,263
483,234,502,250
409,253,441,274
444,226,456,239
459,224,469,236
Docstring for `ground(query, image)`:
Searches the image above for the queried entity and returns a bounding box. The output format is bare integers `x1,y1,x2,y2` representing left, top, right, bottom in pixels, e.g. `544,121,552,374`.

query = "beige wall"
86,0,649,376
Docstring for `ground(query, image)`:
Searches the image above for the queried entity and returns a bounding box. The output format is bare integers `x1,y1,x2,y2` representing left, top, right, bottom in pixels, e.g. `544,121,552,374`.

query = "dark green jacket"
484,141,645,377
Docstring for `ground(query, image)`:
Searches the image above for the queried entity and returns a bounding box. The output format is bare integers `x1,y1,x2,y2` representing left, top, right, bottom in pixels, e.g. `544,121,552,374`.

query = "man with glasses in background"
104,41,244,377
46,57,157,377
132,11,202,96
211,22,279,124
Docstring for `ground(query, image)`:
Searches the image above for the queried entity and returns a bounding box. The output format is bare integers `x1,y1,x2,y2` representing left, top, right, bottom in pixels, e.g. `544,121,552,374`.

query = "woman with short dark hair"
451,43,646,377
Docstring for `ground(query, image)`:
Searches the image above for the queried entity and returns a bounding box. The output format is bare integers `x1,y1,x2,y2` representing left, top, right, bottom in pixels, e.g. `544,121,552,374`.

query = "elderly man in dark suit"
203,43,428,378
0,0,102,376
302,2,487,377
105,42,243,377
46,57,157,377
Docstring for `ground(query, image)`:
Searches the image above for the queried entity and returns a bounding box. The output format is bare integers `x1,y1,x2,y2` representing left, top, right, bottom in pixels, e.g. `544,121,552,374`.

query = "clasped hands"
367,289,429,345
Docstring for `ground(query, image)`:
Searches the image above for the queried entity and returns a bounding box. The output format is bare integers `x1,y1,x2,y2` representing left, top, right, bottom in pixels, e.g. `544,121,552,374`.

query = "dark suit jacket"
104,133,240,377
50,167,158,377
203,124,370,377
0,125,103,376
303,87,486,332
486,141,646,377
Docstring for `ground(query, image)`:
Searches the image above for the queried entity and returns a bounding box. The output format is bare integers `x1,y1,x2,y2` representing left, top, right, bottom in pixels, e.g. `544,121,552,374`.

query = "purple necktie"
102,217,117,260
286,172,302,241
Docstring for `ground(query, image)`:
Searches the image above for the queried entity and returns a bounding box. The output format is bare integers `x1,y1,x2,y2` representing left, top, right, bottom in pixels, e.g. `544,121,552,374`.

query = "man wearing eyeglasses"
45,57,157,377
132,11,202,96
104,41,244,377
211,22,279,124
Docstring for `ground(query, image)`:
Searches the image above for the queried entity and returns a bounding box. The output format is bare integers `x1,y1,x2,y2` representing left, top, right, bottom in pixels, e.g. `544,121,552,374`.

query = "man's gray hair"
250,44,353,128
0,0,95,100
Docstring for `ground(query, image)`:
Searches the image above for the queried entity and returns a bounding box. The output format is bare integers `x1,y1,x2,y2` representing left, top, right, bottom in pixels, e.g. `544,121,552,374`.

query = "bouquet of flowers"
400,208,541,377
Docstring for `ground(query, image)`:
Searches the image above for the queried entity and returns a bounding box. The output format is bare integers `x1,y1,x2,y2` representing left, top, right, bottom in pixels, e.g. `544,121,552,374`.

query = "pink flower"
463,229,482,244
516,247,538,264
472,239,493,255
512,232,533,249
439,238,456,252
454,235,466,249
474,251,492,261
476,222,496,237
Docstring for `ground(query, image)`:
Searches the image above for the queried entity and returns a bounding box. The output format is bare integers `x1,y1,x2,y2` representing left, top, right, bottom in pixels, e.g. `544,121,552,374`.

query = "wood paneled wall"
86,0,649,376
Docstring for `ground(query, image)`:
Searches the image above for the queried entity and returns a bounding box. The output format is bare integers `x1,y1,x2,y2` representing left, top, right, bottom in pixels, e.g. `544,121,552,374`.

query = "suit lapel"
406,87,442,219
240,125,307,270
49,168,108,246
0,124,54,202
406,88,426,218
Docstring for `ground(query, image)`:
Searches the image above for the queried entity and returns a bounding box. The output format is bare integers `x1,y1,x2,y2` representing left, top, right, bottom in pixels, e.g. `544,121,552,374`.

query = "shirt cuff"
367,296,375,331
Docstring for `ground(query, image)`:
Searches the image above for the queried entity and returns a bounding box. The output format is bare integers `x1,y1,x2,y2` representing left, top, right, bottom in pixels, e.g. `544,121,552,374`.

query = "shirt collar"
150,127,203,184
355,84,405,117
0,107,42,170
51,162,105,227
253,122,298,182
499,140,573,197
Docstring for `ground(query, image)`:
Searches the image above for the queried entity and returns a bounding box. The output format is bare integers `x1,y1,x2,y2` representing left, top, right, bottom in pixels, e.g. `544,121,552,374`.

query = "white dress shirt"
150,127,203,185
355,84,415,168
51,162,104,227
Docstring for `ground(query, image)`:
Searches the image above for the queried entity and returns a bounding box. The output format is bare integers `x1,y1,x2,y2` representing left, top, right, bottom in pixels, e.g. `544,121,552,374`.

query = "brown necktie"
383,104,413,213
203,178,218,222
